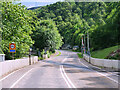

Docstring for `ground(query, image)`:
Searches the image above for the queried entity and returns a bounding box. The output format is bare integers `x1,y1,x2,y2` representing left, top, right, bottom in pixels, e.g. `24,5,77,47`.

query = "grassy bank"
91,45,119,59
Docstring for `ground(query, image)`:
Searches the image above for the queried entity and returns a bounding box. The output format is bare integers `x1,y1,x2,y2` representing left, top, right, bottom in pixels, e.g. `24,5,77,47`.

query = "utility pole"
87,31,90,55
81,37,84,56
84,33,86,54
87,31,91,63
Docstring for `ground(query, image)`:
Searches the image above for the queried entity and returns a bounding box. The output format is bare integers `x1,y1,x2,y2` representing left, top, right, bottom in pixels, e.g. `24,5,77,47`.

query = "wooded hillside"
34,1,120,51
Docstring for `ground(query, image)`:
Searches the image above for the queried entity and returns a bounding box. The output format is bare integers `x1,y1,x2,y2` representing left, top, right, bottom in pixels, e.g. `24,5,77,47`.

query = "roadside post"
9,42,16,60
29,48,32,65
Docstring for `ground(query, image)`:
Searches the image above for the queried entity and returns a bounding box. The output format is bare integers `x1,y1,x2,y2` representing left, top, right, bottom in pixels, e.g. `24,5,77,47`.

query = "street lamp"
29,48,32,65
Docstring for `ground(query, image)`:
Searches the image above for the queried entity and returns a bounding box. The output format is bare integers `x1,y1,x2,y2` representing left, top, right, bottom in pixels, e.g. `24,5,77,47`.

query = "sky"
14,0,64,8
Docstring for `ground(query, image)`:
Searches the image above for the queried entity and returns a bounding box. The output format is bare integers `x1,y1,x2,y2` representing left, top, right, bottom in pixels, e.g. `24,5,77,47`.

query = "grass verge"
91,45,119,59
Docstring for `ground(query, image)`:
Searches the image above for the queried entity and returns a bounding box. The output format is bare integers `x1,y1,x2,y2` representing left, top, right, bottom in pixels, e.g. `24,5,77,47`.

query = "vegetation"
31,19,63,52
56,51,61,56
1,2,35,59
1,2,63,60
91,45,119,59
77,53,83,58
34,1,120,51
106,49,120,60
1,1,120,60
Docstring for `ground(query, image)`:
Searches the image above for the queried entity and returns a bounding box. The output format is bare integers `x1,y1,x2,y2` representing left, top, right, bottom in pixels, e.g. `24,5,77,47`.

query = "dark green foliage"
34,2,119,51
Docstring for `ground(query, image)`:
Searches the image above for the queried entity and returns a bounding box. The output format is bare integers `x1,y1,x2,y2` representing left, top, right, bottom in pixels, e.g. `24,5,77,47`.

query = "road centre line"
60,65,71,88
78,59,120,84
10,68,33,88
60,57,76,88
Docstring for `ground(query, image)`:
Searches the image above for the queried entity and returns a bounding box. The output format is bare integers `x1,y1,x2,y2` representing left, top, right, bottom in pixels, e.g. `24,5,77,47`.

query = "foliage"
56,51,61,56
32,19,63,52
1,1,120,60
47,51,50,58
1,2,35,59
34,2,119,51
41,49,45,57
77,53,83,58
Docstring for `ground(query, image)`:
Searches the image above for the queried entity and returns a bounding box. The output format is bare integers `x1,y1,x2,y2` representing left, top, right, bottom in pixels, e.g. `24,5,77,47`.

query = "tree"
2,2,35,59
32,19,63,52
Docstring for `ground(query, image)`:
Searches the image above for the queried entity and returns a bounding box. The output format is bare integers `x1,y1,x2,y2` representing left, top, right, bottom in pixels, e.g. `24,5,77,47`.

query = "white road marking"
78,59,120,84
83,60,119,77
60,57,76,88
60,65,71,88
0,68,22,82
10,68,33,88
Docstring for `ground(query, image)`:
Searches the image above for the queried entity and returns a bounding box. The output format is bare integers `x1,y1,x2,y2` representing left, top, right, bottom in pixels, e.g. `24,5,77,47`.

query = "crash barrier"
83,54,120,69
0,56,38,77
0,54,5,62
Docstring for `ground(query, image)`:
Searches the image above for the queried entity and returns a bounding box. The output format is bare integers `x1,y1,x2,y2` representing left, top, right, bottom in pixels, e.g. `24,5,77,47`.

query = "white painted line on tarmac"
83,61,119,77
0,68,22,82
60,65,71,88
79,59,120,84
60,57,76,88
10,68,33,88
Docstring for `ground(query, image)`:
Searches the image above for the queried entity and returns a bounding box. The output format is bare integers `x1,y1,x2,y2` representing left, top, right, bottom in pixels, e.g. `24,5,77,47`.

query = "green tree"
32,19,63,52
2,2,35,59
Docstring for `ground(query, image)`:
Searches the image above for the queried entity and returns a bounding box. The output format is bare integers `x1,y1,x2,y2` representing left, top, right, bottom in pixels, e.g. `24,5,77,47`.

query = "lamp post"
29,48,32,65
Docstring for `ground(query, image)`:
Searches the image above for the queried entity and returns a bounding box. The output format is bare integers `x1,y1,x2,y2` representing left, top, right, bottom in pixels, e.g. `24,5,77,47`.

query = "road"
0,50,119,89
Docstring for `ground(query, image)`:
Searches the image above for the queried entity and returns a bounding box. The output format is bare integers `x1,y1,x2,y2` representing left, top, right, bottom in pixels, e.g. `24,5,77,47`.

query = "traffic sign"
9,43,16,53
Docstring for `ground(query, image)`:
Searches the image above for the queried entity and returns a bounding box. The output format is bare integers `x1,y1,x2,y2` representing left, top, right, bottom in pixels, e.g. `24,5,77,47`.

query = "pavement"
0,50,119,89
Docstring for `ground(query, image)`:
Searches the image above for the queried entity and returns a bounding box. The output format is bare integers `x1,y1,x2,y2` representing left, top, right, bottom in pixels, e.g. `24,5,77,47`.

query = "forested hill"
33,2,120,51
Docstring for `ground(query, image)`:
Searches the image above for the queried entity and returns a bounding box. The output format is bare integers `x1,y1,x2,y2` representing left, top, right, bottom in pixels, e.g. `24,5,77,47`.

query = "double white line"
60,58,76,88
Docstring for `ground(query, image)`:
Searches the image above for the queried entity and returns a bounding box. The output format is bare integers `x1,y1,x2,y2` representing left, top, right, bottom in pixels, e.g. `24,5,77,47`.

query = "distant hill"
27,6,42,10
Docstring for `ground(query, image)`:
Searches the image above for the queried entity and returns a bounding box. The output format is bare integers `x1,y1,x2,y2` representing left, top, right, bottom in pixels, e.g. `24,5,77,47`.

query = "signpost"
9,42,16,60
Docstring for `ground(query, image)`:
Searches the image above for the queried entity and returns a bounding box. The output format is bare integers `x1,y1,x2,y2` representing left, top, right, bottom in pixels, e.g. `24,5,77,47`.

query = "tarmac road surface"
0,50,119,89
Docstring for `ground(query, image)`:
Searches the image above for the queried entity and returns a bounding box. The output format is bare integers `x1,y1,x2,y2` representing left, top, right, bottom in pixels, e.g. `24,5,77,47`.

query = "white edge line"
0,69,22,82
10,68,33,88
78,59,120,84
83,60,119,77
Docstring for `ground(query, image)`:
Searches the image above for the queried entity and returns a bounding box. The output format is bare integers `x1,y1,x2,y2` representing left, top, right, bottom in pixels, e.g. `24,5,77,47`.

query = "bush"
41,49,45,58
50,48,55,53
47,51,50,58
